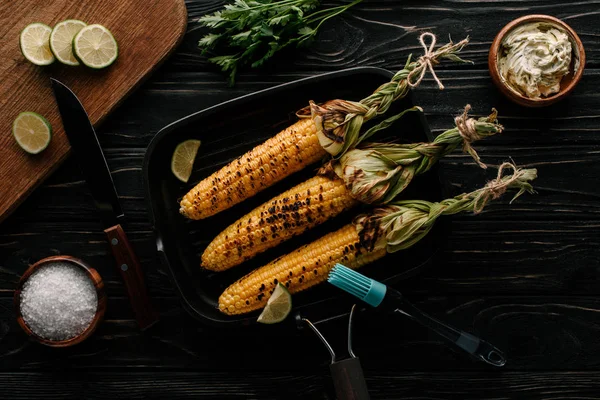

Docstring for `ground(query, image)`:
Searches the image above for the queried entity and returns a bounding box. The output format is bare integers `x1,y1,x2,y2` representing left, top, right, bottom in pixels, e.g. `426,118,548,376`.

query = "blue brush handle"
385,290,506,367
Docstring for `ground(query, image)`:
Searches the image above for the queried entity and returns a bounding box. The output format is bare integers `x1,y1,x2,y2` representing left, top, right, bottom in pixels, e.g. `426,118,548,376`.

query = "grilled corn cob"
219,162,537,315
179,35,470,220
202,175,357,271
180,118,323,219
219,224,387,315
202,106,502,271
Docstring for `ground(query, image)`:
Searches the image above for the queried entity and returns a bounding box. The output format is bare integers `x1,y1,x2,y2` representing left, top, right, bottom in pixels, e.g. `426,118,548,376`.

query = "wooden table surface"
1,1,599,399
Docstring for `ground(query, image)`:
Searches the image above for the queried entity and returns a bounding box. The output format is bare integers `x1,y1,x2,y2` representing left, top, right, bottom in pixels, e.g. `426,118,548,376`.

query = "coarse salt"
20,262,98,341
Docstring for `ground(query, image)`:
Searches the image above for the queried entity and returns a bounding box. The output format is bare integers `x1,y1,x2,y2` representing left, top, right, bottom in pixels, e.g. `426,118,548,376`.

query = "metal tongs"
298,305,370,400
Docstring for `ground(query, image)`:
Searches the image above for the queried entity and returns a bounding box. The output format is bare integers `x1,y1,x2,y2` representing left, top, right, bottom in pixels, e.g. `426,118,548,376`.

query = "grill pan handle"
330,357,370,400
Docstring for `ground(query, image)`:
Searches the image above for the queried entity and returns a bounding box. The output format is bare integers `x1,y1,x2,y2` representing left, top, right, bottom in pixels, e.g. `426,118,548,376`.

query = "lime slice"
13,112,52,154
257,283,292,324
50,19,86,65
20,23,55,66
171,139,201,183
73,24,118,69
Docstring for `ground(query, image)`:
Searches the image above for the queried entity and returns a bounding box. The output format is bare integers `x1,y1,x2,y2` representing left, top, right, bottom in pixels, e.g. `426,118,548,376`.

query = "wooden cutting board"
0,0,187,222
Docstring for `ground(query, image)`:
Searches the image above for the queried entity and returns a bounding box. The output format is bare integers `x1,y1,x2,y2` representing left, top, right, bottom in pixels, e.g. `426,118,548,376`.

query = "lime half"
13,112,52,154
20,23,55,66
171,139,201,183
257,283,292,324
73,24,118,69
50,19,86,65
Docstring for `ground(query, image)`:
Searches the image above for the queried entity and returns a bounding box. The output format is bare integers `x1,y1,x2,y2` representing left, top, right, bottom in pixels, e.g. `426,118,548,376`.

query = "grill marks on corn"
201,176,358,271
179,118,325,220
218,224,387,315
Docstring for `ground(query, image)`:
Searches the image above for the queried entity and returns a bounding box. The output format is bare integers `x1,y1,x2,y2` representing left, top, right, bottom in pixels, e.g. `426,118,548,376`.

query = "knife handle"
104,224,159,329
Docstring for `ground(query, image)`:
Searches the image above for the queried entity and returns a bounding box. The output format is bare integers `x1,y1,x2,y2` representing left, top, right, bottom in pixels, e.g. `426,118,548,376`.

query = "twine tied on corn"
354,162,537,253
454,105,502,168
408,33,444,89
471,161,537,213
297,34,472,157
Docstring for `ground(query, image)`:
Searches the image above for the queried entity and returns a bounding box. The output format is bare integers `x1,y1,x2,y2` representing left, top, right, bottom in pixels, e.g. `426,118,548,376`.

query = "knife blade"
51,78,159,330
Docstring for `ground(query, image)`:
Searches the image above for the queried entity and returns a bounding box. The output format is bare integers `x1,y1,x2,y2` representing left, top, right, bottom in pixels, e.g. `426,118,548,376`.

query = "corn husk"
354,162,537,253
297,34,471,157
327,106,503,204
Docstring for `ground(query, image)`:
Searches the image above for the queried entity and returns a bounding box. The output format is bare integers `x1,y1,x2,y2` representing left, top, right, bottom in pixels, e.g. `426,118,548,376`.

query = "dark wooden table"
2,1,599,398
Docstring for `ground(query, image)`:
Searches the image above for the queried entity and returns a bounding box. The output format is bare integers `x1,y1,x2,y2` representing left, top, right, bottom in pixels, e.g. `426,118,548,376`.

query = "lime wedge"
171,139,201,183
20,23,55,66
73,24,118,69
13,112,52,154
257,283,292,324
50,19,86,65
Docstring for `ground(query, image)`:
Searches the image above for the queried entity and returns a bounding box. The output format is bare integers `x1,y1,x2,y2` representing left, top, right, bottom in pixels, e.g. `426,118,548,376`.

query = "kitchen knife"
51,78,159,330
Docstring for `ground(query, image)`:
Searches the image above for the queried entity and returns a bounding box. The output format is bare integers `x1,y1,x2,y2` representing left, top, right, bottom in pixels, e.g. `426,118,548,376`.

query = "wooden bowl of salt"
14,255,106,347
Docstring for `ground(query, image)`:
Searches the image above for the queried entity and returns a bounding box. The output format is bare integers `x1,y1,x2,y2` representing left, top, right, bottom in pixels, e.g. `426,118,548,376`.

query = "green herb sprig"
198,0,363,85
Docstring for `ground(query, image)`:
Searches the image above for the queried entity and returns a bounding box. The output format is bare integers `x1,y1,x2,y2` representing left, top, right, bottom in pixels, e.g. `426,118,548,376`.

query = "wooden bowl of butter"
489,15,585,107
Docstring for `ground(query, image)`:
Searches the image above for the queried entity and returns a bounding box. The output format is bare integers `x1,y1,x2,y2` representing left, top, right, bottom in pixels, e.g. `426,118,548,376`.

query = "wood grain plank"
2,138,600,296
3,216,598,296
0,371,599,399
1,0,600,397
0,0,187,221
4,137,600,297
175,0,600,82
2,296,600,371
89,68,600,153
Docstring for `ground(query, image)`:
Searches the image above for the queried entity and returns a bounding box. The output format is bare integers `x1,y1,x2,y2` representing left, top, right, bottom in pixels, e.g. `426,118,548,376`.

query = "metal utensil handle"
397,300,506,367
330,357,370,400
105,224,159,329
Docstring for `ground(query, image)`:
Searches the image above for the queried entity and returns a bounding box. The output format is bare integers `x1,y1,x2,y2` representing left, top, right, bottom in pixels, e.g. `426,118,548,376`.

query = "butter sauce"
499,22,572,99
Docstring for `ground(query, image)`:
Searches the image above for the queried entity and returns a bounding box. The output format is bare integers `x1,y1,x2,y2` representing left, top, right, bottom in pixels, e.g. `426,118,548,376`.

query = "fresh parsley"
198,0,362,85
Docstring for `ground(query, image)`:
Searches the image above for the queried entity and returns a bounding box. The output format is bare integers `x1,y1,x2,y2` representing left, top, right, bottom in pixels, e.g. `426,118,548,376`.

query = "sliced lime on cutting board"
20,23,55,66
171,139,201,183
13,112,52,154
73,24,118,69
50,19,86,65
257,283,292,324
